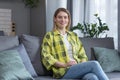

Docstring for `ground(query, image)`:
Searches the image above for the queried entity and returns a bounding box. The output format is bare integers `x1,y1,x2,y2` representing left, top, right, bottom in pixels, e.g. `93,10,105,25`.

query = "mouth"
60,22,67,25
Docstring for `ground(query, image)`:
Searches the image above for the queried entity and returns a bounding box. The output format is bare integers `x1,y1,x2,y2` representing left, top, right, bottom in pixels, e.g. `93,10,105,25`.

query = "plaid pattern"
41,30,88,78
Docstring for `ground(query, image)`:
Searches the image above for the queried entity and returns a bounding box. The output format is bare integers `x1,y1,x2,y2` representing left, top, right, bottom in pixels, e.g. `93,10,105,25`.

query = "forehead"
56,11,68,16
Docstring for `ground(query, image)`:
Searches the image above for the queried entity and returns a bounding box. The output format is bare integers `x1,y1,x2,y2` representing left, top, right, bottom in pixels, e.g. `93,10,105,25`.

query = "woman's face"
54,11,69,30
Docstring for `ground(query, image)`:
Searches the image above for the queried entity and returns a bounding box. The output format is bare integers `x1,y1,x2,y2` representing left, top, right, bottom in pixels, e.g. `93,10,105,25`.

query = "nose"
61,17,65,21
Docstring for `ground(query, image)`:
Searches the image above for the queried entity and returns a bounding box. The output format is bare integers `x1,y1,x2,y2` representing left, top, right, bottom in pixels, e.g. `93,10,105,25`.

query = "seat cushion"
34,76,80,80
106,72,120,80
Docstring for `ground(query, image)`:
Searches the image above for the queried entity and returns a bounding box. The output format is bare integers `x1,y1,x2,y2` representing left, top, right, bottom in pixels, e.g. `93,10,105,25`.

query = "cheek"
65,18,69,22
54,18,59,22
54,17,59,23
66,20,69,24
66,20,69,23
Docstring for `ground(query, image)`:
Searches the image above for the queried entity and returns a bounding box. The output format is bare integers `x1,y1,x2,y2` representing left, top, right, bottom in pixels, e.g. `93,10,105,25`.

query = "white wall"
0,0,30,35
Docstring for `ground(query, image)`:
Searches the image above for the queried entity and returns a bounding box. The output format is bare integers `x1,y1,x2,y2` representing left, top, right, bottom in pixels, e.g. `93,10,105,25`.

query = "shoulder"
45,31,53,35
67,31,78,36
43,31,54,39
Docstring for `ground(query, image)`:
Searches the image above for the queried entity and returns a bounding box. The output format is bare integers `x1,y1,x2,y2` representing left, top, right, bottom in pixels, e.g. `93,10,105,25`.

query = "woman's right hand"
66,60,77,67
54,60,77,68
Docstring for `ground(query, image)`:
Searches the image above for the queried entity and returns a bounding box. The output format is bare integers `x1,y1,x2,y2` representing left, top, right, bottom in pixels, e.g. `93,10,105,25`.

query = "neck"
58,29,66,35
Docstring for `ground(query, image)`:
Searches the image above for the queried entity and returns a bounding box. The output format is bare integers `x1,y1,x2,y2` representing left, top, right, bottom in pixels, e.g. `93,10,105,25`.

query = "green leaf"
70,14,109,38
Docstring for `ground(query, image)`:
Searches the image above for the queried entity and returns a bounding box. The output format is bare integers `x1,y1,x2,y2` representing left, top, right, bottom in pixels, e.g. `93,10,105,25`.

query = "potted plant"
22,0,39,8
70,14,109,38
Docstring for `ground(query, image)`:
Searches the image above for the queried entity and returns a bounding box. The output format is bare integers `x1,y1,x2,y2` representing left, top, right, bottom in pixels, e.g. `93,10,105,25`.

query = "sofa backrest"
0,36,19,51
19,34,47,76
80,37,114,60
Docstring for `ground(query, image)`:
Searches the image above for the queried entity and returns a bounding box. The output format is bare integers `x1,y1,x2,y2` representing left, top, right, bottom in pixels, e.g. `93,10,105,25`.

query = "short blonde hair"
53,8,71,31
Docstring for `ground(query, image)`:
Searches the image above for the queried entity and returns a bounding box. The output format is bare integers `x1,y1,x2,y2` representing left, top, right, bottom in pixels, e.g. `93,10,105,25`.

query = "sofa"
0,34,120,80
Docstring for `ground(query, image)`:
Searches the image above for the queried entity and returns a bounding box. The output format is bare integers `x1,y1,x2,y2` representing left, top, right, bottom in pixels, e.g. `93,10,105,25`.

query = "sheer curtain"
72,0,118,49
87,0,118,49
72,0,85,37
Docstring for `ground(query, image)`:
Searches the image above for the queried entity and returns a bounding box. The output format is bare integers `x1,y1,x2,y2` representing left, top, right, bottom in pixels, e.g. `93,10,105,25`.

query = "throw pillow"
11,44,38,77
93,47,120,72
0,50,33,80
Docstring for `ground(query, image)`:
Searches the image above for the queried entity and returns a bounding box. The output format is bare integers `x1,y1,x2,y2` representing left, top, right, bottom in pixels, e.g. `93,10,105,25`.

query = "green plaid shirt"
41,30,88,78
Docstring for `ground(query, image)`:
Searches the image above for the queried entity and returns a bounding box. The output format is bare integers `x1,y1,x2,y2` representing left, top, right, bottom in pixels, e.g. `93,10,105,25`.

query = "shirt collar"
53,30,72,36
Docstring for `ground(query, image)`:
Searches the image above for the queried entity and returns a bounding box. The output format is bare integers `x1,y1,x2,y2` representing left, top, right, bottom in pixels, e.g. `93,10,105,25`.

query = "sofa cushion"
0,36,19,51
93,47,120,72
10,44,38,77
20,34,46,76
80,37,114,60
0,50,33,80
106,72,120,80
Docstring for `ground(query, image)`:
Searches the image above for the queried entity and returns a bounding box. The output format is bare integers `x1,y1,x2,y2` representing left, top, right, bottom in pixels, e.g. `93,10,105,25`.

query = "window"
0,9,12,36
72,0,118,49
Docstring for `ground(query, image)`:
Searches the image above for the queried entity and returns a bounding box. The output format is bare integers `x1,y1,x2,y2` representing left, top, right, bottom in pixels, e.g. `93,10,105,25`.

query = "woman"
41,8,109,80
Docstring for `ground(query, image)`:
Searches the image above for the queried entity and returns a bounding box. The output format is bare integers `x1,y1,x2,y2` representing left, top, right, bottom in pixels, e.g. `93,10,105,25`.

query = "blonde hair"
53,8,71,31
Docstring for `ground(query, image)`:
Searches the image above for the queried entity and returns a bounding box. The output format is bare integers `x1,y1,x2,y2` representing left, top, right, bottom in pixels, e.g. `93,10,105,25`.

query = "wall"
0,0,30,35
30,0,46,37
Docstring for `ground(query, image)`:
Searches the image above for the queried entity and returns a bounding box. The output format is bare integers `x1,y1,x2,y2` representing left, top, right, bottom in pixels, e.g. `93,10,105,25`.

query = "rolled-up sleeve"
75,35,88,63
41,33,58,70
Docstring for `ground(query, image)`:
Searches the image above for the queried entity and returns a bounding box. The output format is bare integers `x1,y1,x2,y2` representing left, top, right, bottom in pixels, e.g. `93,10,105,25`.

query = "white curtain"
87,0,118,49
72,0,85,37
72,0,118,49
72,0,85,26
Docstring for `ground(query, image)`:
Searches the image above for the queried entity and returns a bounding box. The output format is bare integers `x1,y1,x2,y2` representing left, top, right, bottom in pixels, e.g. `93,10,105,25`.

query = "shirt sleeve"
75,35,88,63
41,32,58,70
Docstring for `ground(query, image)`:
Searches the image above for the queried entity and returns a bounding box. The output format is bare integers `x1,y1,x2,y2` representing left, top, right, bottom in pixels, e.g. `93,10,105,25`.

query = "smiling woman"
53,11,69,34
41,8,109,80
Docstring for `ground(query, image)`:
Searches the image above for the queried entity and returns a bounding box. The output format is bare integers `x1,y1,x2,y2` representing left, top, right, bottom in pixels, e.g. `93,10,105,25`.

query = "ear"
54,18,56,22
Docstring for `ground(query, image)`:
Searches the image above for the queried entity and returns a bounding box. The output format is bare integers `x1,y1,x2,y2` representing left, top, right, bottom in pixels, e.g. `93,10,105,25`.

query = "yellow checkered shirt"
41,30,88,78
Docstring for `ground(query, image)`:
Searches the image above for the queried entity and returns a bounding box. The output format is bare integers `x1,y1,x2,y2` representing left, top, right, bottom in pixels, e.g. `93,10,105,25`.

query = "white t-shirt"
61,33,74,61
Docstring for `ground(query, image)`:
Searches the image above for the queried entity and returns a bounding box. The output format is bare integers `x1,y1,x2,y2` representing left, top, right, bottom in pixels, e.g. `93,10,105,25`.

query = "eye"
64,16,68,19
58,16,62,19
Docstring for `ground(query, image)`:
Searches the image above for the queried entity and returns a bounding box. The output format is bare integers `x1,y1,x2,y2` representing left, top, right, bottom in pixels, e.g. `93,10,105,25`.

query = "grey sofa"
0,34,119,80
80,37,120,80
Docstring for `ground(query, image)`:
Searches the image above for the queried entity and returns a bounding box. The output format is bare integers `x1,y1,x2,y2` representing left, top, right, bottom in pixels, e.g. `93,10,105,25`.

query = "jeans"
62,61,109,80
